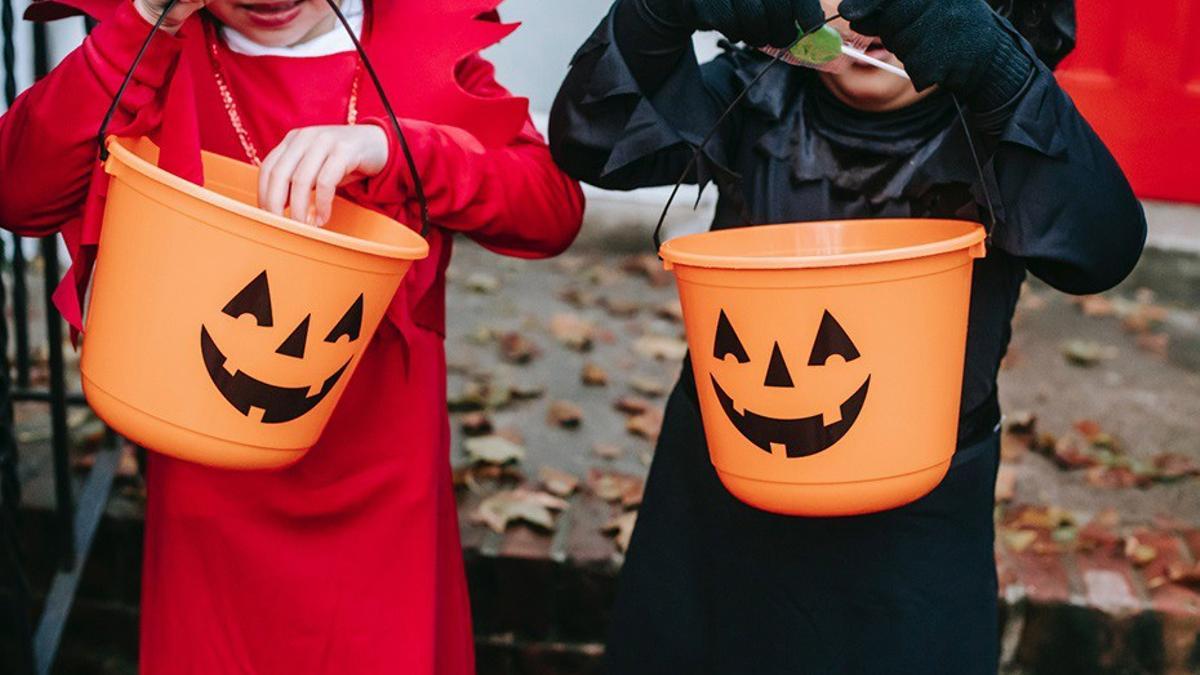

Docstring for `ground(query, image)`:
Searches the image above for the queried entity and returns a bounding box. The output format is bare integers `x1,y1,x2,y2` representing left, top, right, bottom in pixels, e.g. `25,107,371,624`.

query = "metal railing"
1,5,122,674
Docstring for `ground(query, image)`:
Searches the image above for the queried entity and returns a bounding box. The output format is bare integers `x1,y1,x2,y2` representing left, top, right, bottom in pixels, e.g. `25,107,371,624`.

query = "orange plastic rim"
661,219,986,516
80,136,428,470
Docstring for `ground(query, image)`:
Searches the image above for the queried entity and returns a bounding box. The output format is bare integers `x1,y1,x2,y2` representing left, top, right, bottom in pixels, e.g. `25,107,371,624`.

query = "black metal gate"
1,4,123,674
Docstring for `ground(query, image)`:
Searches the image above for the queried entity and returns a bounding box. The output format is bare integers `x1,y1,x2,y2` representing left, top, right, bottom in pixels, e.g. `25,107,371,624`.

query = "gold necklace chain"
204,19,361,167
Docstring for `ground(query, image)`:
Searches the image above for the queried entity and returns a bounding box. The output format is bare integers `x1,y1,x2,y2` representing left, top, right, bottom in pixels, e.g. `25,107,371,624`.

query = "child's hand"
133,0,208,33
257,125,390,228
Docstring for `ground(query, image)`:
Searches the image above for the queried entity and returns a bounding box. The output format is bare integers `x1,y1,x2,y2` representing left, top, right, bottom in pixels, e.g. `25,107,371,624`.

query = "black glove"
643,0,825,48
839,0,1033,111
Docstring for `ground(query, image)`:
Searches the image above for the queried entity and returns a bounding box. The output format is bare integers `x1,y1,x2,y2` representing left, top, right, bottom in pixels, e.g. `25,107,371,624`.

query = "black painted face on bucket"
709,309,870,458
199,271,363,424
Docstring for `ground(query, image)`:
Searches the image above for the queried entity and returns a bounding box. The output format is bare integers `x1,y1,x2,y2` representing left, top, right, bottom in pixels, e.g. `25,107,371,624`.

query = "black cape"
550,9,1145,674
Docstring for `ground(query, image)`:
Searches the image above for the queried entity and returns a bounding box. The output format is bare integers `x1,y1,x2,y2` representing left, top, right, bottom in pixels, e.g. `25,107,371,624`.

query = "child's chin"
824,71,919,111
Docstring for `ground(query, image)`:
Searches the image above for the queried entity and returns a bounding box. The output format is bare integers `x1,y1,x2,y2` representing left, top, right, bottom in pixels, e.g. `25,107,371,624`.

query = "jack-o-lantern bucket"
80,137,428,469
660,219,986,516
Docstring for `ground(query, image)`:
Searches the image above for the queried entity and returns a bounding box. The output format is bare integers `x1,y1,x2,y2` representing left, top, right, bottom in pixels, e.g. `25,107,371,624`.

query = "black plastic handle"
96,0,432,238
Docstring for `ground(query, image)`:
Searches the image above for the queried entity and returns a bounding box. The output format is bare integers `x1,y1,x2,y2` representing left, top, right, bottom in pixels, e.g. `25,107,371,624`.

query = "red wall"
1056,0,1200,204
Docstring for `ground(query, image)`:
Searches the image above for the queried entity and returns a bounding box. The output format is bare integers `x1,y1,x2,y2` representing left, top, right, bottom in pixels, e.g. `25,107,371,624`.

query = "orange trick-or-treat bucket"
660,219,987,516
80,137,428,469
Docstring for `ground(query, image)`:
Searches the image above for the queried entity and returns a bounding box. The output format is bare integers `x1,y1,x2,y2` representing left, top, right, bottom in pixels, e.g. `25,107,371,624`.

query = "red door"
1056,0,1200,204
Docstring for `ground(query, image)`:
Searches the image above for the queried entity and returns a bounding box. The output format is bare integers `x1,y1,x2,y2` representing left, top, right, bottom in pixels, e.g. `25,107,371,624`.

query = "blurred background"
3,1,1200,673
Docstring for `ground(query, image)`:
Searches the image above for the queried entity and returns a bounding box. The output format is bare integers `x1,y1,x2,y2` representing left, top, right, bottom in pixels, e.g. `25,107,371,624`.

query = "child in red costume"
0,0,584,672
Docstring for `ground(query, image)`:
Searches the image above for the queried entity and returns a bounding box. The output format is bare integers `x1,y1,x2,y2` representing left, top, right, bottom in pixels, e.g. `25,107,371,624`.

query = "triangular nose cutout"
276,315,311,359
764,342,794,388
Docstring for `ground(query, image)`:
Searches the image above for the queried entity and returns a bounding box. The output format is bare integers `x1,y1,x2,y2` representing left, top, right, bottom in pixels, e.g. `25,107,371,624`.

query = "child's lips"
864,40,892,60
237,0,305,29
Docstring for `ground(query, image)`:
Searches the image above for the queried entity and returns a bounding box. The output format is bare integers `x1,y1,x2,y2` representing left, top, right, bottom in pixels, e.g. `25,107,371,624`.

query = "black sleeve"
981,30,1146,295
548,4,746,191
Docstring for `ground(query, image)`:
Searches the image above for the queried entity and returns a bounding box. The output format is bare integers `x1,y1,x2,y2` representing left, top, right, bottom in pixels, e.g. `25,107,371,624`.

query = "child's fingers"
313,152,351,227
257,136,289,213
263,131,319,217
289,143,335,226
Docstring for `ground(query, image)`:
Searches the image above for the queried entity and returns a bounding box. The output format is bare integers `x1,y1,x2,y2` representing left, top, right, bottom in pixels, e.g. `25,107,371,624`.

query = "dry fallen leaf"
1118,298,1168,334
1075,295,1115,317
600,296,641,318
629,375,667,398
1124,535,1159,567
994,464,1017,503
592,442,625,461
448,380,512,412
464,435,526,465
1002,529,1038,553
1007,505,1076,531
604,511,639,553
622,481,645,509
460,411,494,437
1151,452,1200,481
558,286,596,309
1061,340,1116,367
465,272,500,294
547,400,584,429
614,396,654,416
587,469,644,504
1000,432,1030,462
1136,332,1169,357
581,363,609,387
549,313,595,351
1007,411,1038,436
539,466,580,497
498,332,541,365
1077,508,1121,551
509,380,547,400
453,463,525,492
634,335,689,361
1085,465,1145,489
587,264,625,286
627,408,664,442
473,488,569,533
1051,434,1101,470
1167,562,1200,590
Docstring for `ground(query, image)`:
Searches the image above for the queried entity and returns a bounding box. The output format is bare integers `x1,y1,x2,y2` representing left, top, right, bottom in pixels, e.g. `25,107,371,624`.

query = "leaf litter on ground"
472,488,569,533
547,400,585,429
538,466,580,497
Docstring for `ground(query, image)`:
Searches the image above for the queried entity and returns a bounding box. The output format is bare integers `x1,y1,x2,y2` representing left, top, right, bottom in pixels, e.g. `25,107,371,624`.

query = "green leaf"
789,25,844,65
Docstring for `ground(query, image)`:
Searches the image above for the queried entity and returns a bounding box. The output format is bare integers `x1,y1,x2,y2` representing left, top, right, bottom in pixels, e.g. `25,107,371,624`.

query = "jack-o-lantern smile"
709,309,870,458
200,271,363,424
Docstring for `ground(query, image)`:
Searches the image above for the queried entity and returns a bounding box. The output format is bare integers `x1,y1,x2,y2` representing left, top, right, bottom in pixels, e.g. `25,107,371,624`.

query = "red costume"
0,1,584,672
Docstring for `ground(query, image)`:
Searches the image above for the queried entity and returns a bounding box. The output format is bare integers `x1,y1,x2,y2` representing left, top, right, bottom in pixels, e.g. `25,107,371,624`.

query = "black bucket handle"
96,0,432,238
651,15,997,251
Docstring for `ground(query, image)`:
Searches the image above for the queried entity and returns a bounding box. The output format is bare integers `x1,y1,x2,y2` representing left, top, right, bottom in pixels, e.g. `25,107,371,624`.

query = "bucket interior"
660,219,986,270
113,137,426,258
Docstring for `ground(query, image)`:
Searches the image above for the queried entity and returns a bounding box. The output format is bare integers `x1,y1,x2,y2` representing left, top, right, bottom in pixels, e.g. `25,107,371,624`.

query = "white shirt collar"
221,0,364,58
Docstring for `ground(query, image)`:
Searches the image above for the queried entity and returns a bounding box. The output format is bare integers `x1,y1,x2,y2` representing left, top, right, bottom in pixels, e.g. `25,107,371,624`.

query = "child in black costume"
550,0,1145,672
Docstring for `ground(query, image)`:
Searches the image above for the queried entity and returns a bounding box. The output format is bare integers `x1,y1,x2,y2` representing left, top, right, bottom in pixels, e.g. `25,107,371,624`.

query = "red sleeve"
353,55,585,259
0,0,183,237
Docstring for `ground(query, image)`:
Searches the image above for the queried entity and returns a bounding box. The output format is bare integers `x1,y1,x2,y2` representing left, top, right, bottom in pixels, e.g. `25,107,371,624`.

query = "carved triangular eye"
808,311,860,365
324,294,364,343
714,310,749,363
223,271,273,327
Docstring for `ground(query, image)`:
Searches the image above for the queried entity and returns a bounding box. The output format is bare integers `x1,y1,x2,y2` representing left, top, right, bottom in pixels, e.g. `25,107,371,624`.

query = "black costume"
550,2,1145,673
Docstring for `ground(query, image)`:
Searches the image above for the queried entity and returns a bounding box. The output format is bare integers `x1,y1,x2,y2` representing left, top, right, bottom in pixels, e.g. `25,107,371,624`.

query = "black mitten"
641,0,825,48
839,0,1033,111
